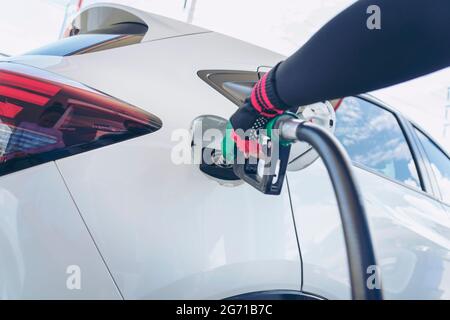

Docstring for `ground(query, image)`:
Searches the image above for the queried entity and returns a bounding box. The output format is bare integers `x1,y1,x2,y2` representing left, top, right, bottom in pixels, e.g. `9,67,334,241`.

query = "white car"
1,3,450,300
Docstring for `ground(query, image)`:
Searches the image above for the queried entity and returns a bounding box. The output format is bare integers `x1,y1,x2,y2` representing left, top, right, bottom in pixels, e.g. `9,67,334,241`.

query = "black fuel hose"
280,119,382,300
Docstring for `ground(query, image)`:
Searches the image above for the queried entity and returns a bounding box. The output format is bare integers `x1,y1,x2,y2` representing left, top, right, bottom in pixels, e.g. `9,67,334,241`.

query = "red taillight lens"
0,85,53,106
0,70,61,107
0,101,23,118
0,63,162,176
0,71,61,96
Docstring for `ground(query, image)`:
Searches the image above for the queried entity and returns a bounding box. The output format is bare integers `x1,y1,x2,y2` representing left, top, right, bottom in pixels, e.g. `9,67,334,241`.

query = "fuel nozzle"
224,112,300,195
193,102,334,192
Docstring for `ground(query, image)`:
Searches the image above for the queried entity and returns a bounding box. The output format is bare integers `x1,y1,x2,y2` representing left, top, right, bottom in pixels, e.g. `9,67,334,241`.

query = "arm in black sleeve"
275,0,450,107
229,0,450,137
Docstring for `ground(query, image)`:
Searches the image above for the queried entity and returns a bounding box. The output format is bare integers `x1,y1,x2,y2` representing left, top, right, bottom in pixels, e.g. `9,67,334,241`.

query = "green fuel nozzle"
221,112,299,195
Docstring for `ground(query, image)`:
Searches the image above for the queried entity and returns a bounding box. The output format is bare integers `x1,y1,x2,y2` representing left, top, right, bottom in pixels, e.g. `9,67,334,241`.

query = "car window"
25,34,144,57
334,97,420,189
415,129,450,203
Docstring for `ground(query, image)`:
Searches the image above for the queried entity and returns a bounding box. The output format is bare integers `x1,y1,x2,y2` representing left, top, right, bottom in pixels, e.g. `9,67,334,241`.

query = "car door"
0,162,121,299
413,127,450,224
287,96,450,299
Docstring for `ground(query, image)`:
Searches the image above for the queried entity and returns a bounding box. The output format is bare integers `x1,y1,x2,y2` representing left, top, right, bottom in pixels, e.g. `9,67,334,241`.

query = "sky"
0,0,449,151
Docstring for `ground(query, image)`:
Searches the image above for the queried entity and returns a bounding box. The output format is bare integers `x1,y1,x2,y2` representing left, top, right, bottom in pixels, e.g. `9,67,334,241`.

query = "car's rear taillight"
0,63,162,176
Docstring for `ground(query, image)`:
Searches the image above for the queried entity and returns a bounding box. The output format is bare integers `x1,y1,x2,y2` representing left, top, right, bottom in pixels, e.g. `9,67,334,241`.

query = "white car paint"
0,162,120,299
2,27,302,299
46,32,301,299
1,4,450,299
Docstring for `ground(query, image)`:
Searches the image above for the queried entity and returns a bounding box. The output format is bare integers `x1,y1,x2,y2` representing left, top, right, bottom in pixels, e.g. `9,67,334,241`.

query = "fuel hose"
278,118,383,300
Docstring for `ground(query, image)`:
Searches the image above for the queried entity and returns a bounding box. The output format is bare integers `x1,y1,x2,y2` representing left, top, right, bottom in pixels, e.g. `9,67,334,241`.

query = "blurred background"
1,0,449,151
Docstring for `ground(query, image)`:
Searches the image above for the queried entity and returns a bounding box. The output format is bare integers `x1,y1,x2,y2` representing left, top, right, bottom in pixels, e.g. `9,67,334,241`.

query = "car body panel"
8,32,301,299
0,162,120,299
55,135,301,299
10,32,283,119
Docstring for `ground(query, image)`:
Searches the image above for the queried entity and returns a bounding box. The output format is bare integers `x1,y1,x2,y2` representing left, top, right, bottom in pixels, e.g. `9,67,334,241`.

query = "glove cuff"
250,63,292,117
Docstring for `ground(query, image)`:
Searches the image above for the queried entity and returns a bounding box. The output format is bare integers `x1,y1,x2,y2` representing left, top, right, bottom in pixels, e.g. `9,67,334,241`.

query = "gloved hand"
226,64,291,158
227,99,271,158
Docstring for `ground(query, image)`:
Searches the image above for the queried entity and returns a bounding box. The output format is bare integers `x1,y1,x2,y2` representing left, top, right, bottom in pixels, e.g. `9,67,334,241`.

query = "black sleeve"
275,0,450,107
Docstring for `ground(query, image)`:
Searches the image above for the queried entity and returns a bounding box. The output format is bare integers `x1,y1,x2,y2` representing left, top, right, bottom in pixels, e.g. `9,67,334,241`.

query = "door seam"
286,175,304,291
54,161,124,300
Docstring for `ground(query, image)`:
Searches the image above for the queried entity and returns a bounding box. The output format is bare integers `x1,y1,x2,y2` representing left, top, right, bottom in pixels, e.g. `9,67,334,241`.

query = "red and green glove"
224,64,292,160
